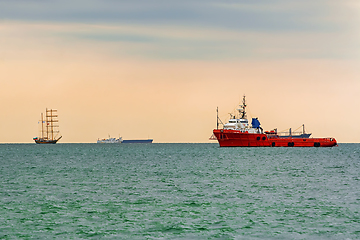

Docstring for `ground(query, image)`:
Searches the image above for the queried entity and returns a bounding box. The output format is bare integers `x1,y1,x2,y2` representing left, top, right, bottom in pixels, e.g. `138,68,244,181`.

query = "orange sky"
1,1,360,143
1,47,359,143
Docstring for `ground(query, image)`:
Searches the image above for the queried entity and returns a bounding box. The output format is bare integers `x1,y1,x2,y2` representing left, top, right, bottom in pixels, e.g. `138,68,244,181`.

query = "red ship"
212,96,337,147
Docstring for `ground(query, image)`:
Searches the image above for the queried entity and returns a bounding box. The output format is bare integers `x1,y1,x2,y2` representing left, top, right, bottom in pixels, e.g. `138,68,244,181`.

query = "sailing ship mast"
46,108,60,141
41,113,44,140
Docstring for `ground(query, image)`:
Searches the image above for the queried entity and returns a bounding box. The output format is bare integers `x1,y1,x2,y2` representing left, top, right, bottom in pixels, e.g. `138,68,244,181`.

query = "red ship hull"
213,129,337,147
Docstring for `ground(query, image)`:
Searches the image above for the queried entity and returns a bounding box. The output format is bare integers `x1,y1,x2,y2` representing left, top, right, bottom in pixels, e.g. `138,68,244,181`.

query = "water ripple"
0,143,359,239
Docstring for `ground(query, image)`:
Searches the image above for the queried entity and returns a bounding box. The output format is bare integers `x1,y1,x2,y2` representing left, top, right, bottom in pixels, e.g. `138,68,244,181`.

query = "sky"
0,0,359,143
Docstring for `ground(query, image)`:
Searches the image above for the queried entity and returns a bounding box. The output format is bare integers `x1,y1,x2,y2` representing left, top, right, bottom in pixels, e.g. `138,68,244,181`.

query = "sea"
0,143,359,239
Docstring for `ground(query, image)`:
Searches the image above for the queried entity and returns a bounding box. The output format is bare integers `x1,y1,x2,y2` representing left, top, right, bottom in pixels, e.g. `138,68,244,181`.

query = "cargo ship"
33,108,62,144
267,124,312,139
212,96,337,147
122,139,153,143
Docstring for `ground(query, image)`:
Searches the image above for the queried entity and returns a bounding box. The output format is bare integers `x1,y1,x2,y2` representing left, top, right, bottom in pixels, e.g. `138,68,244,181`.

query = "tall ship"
212,96,337,147
33,108,62,144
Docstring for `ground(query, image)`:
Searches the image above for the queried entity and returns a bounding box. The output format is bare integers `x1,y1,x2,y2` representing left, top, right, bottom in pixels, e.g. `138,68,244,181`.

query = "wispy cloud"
1,0,359,31
0,1,359,61
1,20,359,61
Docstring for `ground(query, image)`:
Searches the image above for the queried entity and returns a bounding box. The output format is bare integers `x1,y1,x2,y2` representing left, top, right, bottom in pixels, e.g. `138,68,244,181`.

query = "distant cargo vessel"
33,108,62,144
266,124,312,139
212,96,337,147
97,136,153,143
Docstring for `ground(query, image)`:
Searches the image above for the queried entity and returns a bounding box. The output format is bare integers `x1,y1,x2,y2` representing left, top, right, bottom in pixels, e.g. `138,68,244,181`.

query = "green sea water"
0,143,359,239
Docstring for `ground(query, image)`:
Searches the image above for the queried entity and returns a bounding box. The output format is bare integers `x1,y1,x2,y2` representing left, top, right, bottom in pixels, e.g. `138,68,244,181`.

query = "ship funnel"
251,118,261,128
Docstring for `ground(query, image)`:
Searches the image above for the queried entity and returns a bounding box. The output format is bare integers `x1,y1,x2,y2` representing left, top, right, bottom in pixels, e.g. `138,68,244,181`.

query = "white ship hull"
97,137,122,143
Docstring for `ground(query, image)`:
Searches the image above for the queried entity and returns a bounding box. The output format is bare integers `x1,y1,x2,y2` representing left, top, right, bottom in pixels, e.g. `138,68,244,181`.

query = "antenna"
216,107,224,129
238,95,247,119
217,107,219,130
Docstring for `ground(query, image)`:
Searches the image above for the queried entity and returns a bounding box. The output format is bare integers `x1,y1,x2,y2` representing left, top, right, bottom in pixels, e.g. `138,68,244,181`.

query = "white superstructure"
97,136,123,143
224,118,248,129
222,95,263,134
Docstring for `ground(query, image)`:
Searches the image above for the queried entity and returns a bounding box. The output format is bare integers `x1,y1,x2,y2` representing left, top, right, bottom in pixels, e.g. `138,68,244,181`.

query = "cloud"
0,1,359,65
1,0,359,62
0,0,359,32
